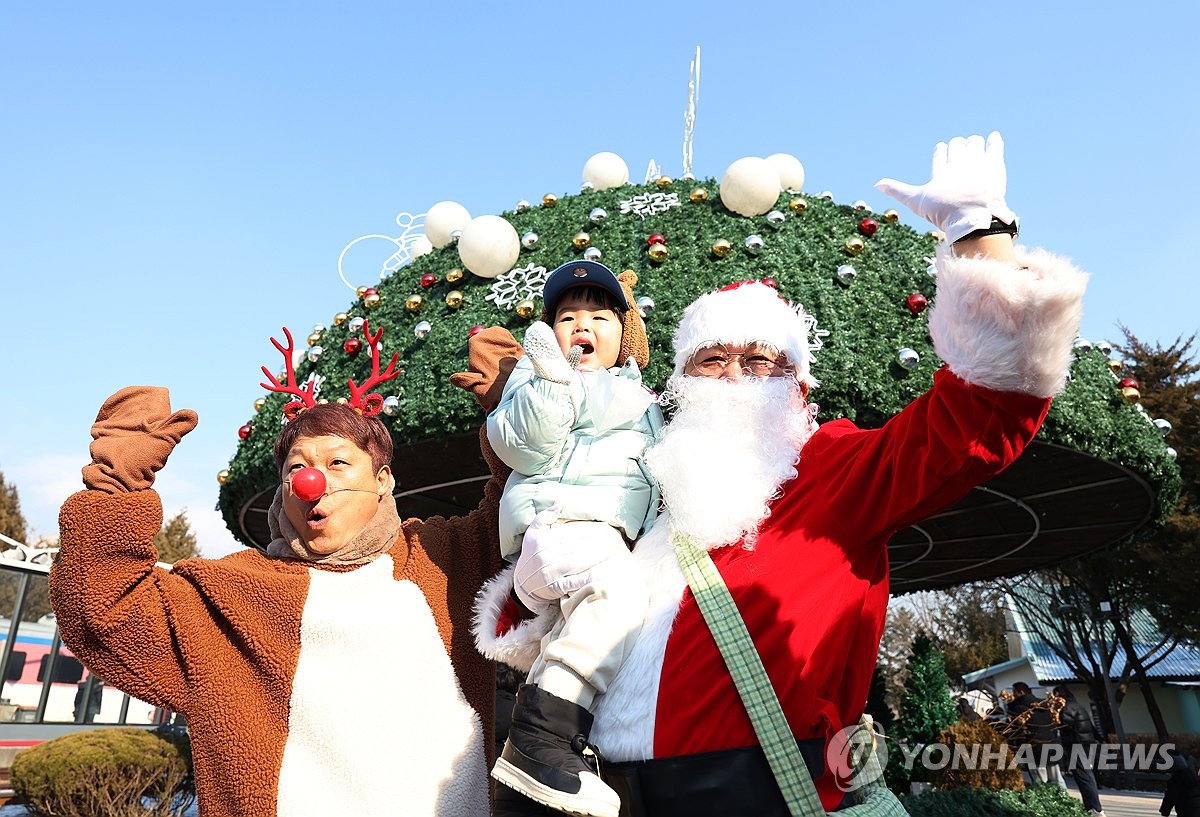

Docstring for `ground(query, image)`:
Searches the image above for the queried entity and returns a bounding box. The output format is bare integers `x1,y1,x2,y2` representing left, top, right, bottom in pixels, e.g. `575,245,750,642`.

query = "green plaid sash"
673,532,908,817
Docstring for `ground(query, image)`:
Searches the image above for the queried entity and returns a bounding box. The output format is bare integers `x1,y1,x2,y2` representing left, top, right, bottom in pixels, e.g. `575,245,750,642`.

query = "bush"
930,719,1025,792
901,782,1089,817
10,727,193,817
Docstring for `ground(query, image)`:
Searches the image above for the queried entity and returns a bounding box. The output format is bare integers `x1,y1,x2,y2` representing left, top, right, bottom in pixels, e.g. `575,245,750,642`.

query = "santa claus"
474,133,1088,816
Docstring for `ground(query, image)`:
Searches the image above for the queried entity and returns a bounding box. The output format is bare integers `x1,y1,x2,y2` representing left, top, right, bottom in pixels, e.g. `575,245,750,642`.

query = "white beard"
646,375,819,551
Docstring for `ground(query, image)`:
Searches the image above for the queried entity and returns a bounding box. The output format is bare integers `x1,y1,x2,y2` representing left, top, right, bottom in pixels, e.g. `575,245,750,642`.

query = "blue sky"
2,2,1196,557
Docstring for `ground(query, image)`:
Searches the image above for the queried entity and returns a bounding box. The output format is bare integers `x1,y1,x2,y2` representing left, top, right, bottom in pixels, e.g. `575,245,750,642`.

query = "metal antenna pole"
682,45,700,180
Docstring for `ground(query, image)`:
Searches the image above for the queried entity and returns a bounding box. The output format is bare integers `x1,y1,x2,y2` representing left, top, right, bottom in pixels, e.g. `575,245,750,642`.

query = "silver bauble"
583,247,603,261
1167,447,1178,460
636,296,655,317
382,395,401,416
448,229,462,245
414,321,432,340
897,348,920,370
836,264,858,284
765,210,786,228
1073,337,1093,352
852,200,869,211
1154,418,1173,437
744,234,765,254
515,200,531,213
580,181,595,192
1097,340,1113,355
926,263,938,279
348,316,365,333
311,323,326,335
306,346,324,363
588,207,608,225
521,231,539,249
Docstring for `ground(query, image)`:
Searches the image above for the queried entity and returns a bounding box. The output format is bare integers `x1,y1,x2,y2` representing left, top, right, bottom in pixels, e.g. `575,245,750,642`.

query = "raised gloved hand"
513,506,598,614
449,325,524,413
523,321,581,385
82,386,199,494
875,132,1018,244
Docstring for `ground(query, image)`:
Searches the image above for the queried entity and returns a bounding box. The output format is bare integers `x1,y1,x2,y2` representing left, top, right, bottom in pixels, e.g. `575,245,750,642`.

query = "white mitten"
513,507,598,614
523,320,582,385
874,131,1018,244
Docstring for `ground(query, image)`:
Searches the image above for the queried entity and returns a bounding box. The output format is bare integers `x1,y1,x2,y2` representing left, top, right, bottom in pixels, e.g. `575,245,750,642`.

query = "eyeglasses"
686,344,792,378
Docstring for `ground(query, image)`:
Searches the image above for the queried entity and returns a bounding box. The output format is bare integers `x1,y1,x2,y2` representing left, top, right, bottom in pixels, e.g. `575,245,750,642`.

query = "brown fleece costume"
51,333,522,817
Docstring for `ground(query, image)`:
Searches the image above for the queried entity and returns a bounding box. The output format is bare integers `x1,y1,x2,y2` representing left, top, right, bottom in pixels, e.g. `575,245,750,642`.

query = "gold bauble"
689,187,708,203
711,238,733,258
355,285,368,299
572,232,592,250
1108,359,1124,374
332,312,349,326
1121,386,1141,405
788,198,808,214
542,193,558,208
306,332,322,347
515,299,536,319
844,236,866,256
363,292,382,309
882,209,900,224
655,175,673,189
253,397,266,412
647,242,668,263
445,267,464,283
216,469,229,485
928,230,946,242
336,397,349,405
445,290,465,309
405,294,424,312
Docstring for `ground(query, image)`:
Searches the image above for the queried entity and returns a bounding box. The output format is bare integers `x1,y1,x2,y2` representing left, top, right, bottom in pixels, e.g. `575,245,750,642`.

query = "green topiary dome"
217,172,1179,593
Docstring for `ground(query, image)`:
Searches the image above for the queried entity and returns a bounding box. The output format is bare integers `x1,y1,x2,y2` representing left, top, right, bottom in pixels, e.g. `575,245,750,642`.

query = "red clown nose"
290,467,327,502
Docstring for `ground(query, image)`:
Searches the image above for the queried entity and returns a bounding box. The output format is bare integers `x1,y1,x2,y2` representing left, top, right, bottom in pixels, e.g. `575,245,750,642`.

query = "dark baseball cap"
541,260,630,317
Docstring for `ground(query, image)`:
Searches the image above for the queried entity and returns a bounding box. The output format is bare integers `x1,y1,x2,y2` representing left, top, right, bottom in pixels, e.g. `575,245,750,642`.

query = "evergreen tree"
898,634,959,747
153,510,200,564
0,469,29,543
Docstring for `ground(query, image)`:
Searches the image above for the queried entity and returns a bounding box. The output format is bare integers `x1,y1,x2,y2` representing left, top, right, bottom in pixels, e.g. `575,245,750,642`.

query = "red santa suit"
474,245,1088,812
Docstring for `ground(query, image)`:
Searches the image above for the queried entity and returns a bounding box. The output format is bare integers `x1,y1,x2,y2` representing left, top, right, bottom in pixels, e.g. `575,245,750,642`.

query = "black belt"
600,739,829,817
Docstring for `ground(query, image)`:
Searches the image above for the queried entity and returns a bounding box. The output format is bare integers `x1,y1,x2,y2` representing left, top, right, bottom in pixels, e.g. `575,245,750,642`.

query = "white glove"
875,132,1018,244
513,507,599,614
523,321,582,385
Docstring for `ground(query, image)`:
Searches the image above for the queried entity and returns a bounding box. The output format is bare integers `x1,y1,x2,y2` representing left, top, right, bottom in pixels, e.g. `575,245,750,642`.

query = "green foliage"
10,727,194,817
900,635,959,746
901,783,1089,817
930,719,1025,792
0,469,29,543
216,179,1180,545
153,510,200,564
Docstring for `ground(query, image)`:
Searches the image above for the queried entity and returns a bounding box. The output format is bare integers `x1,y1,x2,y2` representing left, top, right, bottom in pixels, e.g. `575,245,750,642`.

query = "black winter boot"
491,683,620,817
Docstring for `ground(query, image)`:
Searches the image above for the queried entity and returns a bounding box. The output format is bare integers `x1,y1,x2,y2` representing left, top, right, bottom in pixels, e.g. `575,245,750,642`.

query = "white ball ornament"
410,235,433,259
458,215,520,279
424,201,472,248
582,152,629,191
765,153,806,193
720,157,782,217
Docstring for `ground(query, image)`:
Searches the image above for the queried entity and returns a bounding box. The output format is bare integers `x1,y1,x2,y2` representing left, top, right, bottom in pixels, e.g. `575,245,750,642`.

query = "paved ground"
1069,785,1165,816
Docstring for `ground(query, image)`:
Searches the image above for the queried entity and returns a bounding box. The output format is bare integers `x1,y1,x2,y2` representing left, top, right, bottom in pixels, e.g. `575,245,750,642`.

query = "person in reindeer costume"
473,133,1089,816
50,320,524,817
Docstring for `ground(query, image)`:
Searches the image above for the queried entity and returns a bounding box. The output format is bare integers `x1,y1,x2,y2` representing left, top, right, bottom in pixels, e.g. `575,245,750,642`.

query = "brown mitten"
82,386,200,494
449,327,524,413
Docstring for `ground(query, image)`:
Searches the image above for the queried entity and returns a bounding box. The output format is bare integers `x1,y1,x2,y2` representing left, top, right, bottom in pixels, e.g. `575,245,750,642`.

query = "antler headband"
260,320,401,420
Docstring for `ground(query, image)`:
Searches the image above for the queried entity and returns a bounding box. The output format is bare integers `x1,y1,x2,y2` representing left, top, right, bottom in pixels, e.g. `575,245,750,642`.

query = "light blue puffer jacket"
487,355,663,559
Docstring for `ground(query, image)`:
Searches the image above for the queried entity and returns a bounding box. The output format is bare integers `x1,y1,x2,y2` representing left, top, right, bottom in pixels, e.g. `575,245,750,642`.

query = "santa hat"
672,280,815,386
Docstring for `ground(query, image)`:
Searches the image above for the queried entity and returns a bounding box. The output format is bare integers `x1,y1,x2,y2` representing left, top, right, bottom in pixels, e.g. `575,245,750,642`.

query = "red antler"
260,327,318,419
347,320,401,416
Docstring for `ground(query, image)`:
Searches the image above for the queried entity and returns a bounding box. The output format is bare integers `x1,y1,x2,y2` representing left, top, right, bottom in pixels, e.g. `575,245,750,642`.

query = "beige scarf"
265,485,402,566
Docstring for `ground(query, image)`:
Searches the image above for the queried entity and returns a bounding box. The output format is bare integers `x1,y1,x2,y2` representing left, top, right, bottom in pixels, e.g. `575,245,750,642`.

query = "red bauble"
343,337,363,355
290,467,327,502
905,293,928,315
363,287,378,299
1119,377,1140,391
420,273,437,288
858,218,879,237
761,278,778,289
647,233,666,246
238,424,252,440
469,325,485,338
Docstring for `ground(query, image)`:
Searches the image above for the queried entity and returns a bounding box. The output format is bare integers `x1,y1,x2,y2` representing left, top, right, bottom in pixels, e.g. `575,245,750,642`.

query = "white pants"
525,521,648,711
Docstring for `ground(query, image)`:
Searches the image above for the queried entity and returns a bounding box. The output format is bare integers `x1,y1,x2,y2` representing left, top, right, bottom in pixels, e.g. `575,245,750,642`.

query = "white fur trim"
472,564,556,672
277,556,488,816
672,282,814,384
929,244,1087,397
590,516,687,760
